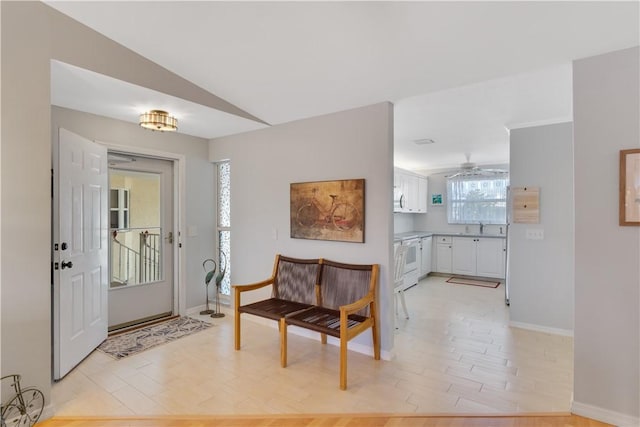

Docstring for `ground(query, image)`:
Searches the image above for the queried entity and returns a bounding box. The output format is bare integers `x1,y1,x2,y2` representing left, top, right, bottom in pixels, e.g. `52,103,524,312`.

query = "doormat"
446,277,500,288
98,316,212,359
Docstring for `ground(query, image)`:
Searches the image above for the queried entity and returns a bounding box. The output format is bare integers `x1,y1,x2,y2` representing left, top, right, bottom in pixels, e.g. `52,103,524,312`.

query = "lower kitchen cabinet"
452,236,505,279
420,236,432,277
476,238,505,278
452,237,476,276
435,236,452,274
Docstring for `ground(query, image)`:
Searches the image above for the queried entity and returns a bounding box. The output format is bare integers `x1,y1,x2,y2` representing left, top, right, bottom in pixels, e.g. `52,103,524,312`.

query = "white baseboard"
509,320,574,337
186,304,206,316
186,301,231,317
572,400,640,427
187,304,392,360
31,403,55,424
239,313,393,361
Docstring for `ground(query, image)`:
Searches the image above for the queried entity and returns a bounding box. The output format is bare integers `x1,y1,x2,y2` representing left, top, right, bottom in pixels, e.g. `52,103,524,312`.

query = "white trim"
235,310,393,361
509,320,574,337
39,403,56,424
506,117,573,131
95,140,187,318
572,400,640,427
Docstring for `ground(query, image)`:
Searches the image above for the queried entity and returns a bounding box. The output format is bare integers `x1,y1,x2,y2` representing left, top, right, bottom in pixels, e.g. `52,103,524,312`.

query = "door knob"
165,232,173,244
61,261,73,269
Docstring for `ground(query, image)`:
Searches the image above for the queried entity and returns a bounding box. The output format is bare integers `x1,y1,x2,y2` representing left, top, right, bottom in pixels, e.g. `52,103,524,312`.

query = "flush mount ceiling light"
139,110,178,132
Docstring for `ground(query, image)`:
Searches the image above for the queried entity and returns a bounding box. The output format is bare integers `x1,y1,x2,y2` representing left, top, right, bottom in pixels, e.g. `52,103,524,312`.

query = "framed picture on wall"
431,193,443,206
290,179,364,243
620,148,640,226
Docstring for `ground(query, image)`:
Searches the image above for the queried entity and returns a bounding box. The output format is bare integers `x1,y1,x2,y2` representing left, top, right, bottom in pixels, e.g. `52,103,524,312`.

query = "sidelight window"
217,161,231,295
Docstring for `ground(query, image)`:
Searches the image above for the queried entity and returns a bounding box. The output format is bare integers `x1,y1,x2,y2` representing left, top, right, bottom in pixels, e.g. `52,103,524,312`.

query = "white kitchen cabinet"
476,238,505,278
435,236,452,274
394,168,428,213
420,236,432,277
404,174,418,212
452,237,476,276
418,176,428,213
452,236,506,279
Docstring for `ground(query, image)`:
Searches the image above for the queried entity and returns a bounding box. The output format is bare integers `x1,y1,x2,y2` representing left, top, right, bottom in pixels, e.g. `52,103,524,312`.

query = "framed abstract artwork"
620,149,640,226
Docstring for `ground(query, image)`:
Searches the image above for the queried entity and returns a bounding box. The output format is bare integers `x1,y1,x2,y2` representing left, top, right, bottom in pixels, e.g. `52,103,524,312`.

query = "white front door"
108,155,174,330
53,128,108,380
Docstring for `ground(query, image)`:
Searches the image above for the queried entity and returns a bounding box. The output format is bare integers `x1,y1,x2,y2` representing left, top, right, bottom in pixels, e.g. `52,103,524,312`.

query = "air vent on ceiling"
413,138,435,145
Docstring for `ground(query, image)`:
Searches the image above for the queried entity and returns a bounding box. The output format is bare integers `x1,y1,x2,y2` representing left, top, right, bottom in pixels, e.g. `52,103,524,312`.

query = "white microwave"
393,187,405,212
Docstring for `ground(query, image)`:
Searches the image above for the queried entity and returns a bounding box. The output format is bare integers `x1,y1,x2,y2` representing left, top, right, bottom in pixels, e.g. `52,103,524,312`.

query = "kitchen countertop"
394,230,506,242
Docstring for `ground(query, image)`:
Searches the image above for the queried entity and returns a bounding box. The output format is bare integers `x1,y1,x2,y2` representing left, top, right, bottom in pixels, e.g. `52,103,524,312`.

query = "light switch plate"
526,229,544,240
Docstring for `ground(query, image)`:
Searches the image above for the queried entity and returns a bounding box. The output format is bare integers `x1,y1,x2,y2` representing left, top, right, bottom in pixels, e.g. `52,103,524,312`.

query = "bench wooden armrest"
232,277,274,293
339,292,374,316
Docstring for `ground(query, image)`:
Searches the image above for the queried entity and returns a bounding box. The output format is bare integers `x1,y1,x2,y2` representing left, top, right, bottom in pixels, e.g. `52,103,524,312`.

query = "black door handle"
61,261,73,269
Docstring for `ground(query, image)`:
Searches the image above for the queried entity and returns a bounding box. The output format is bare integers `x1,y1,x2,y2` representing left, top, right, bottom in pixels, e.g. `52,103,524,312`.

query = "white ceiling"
46,1,639,170
51,61,268,140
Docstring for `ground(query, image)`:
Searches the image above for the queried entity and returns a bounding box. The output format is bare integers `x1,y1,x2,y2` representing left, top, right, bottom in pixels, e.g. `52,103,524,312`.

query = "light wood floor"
37,413,611,427
50,276,574,417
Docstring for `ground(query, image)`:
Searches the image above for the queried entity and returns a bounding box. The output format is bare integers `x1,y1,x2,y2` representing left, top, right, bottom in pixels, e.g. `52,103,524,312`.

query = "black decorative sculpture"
200,258,217,315
211,250,227,318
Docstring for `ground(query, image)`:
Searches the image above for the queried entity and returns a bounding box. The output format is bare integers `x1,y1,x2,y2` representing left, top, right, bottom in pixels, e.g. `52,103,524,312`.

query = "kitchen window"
447,175,508,224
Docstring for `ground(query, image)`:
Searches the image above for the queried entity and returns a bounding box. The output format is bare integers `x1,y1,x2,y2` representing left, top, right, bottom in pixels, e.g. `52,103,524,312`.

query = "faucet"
479,222,484,235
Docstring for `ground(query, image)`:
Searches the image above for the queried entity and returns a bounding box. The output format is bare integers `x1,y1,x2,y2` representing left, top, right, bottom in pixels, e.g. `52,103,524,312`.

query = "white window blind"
447,175,508,224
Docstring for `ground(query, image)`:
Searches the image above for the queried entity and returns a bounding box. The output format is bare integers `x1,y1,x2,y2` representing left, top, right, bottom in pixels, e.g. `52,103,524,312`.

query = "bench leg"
280,318,288,368
371,302,381,361
321,333,327,345
234,289,241,350
339,333,348,390
372,319,380,361
234,312,241,350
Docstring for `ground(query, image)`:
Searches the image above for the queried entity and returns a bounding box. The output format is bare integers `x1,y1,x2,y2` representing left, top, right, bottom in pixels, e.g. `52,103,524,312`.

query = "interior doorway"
107,154,175,331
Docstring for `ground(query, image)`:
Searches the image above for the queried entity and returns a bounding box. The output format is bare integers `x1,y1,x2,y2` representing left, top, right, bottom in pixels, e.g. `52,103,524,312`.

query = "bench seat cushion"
238,298,313,321
285,306,368,338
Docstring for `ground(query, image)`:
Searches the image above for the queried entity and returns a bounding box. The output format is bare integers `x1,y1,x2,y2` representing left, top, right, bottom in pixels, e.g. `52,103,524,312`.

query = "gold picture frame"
290,179,364,243
620,149,640,226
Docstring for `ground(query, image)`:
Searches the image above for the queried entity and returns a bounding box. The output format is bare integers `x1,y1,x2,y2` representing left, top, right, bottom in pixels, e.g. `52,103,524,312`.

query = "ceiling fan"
446,154,507,178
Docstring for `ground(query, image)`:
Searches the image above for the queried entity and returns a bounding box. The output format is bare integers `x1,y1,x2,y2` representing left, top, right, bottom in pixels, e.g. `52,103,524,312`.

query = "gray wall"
508,123,574,333
573,47,639,423
52,107,215,311
209,103,395,354
0,1,240,404
1,1,52,401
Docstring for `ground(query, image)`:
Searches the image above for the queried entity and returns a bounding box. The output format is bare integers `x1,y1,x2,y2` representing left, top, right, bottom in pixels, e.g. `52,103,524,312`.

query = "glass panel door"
109,170,162,287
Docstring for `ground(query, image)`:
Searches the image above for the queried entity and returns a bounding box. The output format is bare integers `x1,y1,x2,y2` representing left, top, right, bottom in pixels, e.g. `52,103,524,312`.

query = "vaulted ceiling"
46,1,639,170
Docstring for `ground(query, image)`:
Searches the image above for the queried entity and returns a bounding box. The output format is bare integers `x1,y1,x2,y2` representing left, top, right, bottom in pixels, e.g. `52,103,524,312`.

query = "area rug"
98,316,212,359
446,277,500,288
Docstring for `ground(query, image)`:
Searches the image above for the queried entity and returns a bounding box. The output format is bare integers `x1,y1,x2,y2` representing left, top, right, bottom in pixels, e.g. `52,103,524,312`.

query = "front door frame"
99,141,186,318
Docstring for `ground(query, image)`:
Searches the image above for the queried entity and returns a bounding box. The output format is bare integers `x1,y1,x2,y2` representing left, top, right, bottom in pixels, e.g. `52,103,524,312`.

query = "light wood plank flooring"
37,414,611,427
50,276,574,417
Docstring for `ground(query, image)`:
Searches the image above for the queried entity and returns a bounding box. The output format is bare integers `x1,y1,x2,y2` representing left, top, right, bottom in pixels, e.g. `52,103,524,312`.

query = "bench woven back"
273,256,321,304
319,260,374,316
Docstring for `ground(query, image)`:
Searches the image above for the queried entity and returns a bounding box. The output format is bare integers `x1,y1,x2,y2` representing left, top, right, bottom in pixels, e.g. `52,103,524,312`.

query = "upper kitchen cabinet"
394,167,428,213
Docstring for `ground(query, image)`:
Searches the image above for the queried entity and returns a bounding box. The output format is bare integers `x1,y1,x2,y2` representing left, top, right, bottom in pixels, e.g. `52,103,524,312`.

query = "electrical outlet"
526,229,544,240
